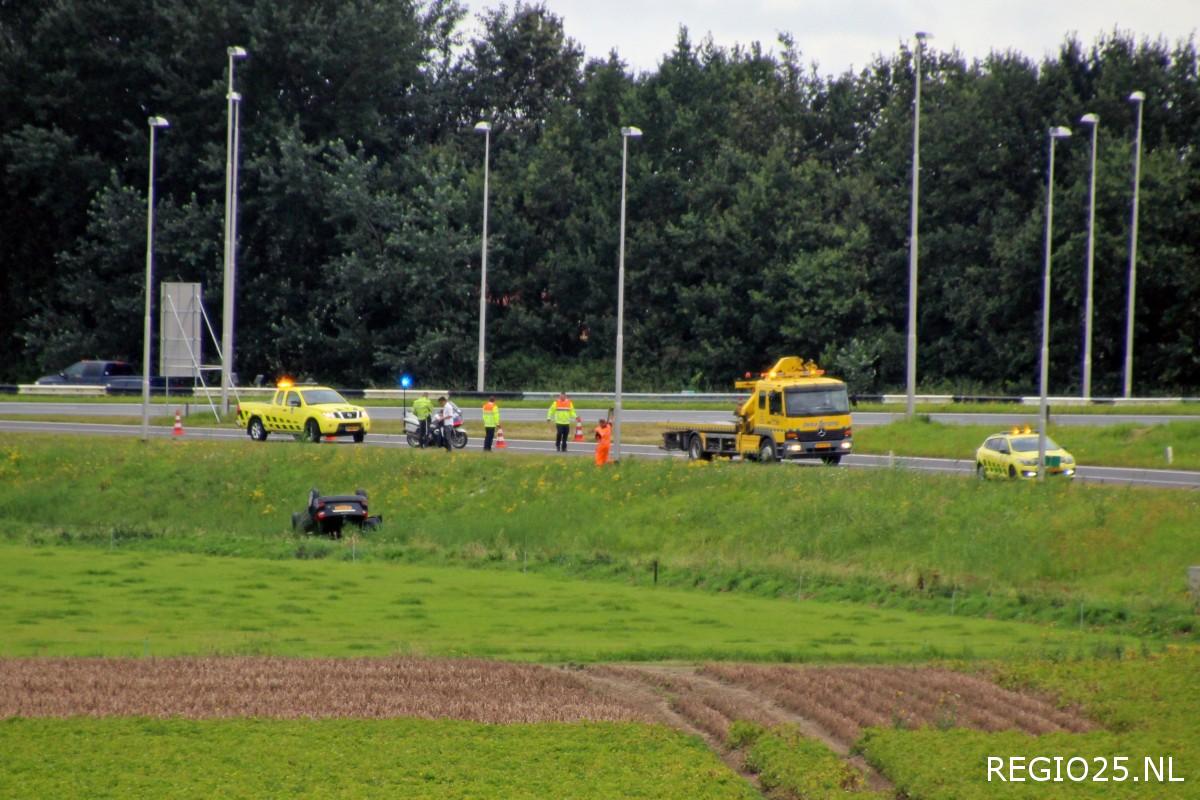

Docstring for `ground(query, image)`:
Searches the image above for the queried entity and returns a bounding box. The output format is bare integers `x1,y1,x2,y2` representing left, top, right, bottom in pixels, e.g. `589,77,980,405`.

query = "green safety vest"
412,396,433,419
547,399,575,425
482,402,500,427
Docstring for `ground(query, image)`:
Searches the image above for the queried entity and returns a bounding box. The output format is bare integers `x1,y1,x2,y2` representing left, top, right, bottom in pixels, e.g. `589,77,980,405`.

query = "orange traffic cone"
495,425,507,449
172,409,184,436
574,417,583,442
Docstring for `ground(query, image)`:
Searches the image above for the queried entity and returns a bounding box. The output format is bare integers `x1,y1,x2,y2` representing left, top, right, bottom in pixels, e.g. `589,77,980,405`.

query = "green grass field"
0,545,1127,661
0,717,756,799
2,433,1197,799
1,435,1196,639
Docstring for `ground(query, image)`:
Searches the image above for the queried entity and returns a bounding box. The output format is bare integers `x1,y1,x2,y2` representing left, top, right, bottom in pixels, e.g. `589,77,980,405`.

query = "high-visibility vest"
481,401,500,428
547,398,575,425
412,396,433,419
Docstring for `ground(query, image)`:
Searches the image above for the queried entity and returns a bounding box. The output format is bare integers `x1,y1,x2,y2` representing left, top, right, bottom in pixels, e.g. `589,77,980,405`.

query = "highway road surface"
2,418,1196,490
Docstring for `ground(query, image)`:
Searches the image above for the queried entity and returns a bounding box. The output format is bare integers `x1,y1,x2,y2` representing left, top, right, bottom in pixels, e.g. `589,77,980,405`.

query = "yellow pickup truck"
236,381,371,443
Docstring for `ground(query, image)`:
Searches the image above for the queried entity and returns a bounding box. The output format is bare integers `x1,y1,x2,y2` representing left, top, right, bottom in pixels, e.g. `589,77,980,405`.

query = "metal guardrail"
8,384,1200,406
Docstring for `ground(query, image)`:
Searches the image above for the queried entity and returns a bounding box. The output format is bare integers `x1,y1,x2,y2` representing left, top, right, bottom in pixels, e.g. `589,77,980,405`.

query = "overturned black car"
291,488,382,538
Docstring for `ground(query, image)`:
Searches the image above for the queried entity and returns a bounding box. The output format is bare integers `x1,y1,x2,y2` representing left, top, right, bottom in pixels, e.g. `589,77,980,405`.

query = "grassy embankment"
1,435,1196,639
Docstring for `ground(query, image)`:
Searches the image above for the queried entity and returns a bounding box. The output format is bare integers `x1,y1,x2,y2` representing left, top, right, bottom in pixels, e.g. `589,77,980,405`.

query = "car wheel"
406,432,420,447
291,511,304,531
1008,465,1017,479
758,438,776,463
247,417,268,442
352,432,365,443
452,430,468,449
305,419,321,443
976,463,986,480
820,455,842,466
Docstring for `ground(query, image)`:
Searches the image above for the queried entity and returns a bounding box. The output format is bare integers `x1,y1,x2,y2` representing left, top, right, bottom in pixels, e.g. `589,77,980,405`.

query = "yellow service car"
975,427,1076,480
236,381,371,443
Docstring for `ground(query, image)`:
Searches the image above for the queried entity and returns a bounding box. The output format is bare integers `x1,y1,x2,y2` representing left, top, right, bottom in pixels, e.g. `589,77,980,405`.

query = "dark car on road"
36,360,137,386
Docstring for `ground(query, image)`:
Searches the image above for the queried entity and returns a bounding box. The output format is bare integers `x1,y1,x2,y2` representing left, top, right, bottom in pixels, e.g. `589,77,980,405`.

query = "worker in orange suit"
593,418,611,466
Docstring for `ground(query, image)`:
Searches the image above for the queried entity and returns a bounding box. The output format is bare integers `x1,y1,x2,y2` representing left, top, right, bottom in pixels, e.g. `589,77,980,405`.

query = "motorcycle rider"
411,392,433,447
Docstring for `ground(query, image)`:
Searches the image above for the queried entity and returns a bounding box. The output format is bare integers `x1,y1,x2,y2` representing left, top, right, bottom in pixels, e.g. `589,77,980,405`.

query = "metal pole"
1080,114,1098,400
614,126,642,462
1124,92,1145,399
1040,127,1071,480
475,122,491,392
906,32,929,419
221,46,247,415
143,117,168,441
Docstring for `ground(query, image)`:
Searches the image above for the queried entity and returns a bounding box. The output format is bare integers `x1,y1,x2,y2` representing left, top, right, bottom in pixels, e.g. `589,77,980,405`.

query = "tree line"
2,1,1197,393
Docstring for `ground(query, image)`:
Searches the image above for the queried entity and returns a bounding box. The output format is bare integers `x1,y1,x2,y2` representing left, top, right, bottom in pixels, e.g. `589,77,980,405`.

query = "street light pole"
142,116,170,442
613,125,642,463
1123,91,1145,399
906,31,930,420
1039,126,1072,480
474,121,492,392
221,45,248,416
1080,113,1099,400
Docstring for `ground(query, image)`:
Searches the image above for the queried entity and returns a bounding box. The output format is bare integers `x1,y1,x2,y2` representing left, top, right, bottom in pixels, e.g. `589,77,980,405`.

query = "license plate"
333,504,355,513
815,442,831,450
344,425,361,432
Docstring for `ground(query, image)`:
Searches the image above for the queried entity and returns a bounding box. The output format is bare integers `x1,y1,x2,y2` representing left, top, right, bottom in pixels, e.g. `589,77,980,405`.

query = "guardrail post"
1189,566,1200,605
1165,446,1173,465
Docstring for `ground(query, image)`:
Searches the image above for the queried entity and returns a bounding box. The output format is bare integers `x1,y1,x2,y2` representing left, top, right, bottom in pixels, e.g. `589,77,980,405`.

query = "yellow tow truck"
661,357,852,463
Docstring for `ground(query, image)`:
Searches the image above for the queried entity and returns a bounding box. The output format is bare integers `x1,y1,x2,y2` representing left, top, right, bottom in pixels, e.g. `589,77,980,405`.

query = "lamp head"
228,46,248,59
1079,113,1099,125
1049,126,1072,139
148,116,169,129
228,91,242,102
915,31,932,41
1128,90,1146,103
473,121,491,133
621,126,643,138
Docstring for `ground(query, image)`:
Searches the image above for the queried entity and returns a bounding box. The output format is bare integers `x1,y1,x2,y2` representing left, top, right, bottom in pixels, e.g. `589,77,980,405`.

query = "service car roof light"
277,378,295,389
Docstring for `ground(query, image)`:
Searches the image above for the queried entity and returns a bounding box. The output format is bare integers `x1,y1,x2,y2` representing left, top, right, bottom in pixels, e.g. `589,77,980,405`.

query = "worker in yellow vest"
547,391,576,452
481,395,500,451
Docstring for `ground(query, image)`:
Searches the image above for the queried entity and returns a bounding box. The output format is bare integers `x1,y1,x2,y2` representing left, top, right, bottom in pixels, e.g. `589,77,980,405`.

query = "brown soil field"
1,657,1094,796
0,656,652,723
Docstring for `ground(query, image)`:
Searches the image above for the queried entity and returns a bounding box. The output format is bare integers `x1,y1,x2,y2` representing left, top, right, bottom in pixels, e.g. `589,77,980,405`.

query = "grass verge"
1,435,1197,638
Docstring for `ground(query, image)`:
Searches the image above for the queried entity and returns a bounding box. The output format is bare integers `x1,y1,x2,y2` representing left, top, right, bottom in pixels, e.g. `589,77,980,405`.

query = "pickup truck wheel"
1008,465,1017,479
352,432,365,443
247,417,268,442
976,463,986,480
305,419,321,443
758,438,776,463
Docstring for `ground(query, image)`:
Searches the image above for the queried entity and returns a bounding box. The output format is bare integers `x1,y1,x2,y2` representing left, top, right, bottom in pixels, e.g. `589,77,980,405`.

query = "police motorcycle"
405,407,468,449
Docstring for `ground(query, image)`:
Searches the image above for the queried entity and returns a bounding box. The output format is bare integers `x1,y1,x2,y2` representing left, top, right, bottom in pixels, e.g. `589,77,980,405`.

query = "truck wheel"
247,417,268,442
305,419,321,443
758,438,776,463
687,435,712,461
352,432,365,443
820,455,842,466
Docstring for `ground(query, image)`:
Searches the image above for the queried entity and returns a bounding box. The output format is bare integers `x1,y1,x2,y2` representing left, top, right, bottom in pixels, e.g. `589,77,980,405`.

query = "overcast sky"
462,1,1198,76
